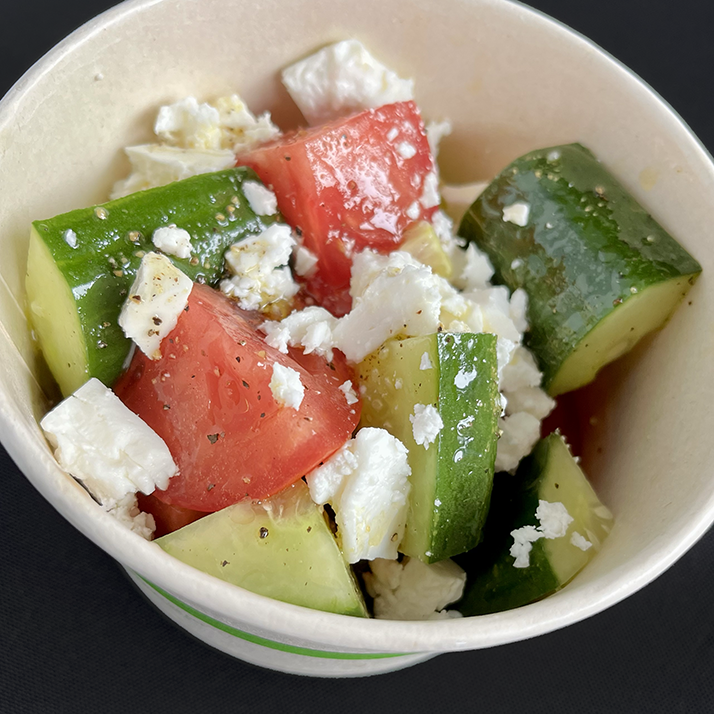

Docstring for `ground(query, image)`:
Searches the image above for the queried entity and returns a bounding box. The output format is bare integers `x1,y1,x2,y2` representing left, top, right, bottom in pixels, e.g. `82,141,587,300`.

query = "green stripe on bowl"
142,578,408,660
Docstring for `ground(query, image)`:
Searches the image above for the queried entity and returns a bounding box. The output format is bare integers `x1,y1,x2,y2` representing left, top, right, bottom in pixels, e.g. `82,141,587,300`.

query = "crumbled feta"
419,170,440,209
409,404,443,449
242,180,278,216
571,531,593,551
364,557,466,620
504,386,555,420
338,380,359,405
260,306,338,360
509,500,574,568
405,201,421,220
152,226,193,259
40,378,177,508
500,346,542,393
509,288,529,333
419,351,433,371
293,244,319,277
386,127,399,142
118,252,193,360
396,141,417,159
333,251,441,362
154,95,279,152
269,363,304,410
306,428,411,563
107,494,156,540
453,243,495,292
425,119,452,159
502,201,530,227
495,411,541,473
281,40,414,125
110,145,235,199
111,94,279,198
220,224,299,310
64,229,78,249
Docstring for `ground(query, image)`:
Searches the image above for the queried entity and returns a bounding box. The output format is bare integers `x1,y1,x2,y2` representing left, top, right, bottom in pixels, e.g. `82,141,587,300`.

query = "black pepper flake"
239,340,247,346
328,363,336,371
235,356,241,363
184,305,189,312
284,155,291,161
306,526,312,533
221,560,229,567
260,413,266,418
555,483,560,489
259,527,269,539
163,404,170,410
207,433,220,444
242,380,250,389
152,316,162,326
207,483,215,491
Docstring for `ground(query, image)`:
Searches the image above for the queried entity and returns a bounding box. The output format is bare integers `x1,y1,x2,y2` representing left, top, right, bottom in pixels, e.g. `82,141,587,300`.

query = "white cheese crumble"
152,226,193,259
338,380,359,405
502,201,530,227
306,428,411,563
571,531,593,551
111,94,279,198
293,244,319,277
409,403,444,449
419,170,440,209
107,494,156,540
364,557,466,621
405,201,421,220
425,119,452,159
419,351,433,371
220,223,299,311
260,305,338,360
269,363,304,410
40,378,177,509
495,412,541,473
242,180,278,216
509,500,574,568
64,229,78,249
118,252,193,360
281,40,414,126
111,145,235,199
396,141,417,159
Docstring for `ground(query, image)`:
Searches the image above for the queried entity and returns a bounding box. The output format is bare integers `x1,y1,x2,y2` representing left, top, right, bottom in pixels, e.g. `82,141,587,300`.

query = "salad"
28,40,701,621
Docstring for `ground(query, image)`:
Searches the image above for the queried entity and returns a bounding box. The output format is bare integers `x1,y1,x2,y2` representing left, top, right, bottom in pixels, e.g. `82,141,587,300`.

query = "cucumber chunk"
459,144,702,395
155,480,368,617
358,332,500,563
456,433,613,616
26,168,276,396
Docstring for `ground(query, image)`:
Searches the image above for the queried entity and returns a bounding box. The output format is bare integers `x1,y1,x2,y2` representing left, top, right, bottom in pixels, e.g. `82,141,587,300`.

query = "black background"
2,1,714,712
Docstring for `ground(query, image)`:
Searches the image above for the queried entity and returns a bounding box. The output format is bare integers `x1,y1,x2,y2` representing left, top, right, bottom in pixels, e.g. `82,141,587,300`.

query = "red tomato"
114,284,361,512
237,101,437,316
541,390,583,457
136,493,205,538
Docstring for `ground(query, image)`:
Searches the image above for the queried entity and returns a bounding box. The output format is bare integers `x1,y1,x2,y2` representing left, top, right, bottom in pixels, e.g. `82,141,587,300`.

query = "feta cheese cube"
409,403,444,449
118,252,193,360
306,428,411,563
269,363,304,410
364,557,466,620
220,224,299,310
502,201,530,227
242,180,278,216
510,500,574,568
40,378,177,508
293,244,319,277
110,145,236,199
152,226,193,259
281,40,414,125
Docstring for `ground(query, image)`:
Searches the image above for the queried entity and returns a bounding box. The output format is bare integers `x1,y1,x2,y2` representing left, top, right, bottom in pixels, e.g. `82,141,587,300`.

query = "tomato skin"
237,101,436,315
114,284,360,512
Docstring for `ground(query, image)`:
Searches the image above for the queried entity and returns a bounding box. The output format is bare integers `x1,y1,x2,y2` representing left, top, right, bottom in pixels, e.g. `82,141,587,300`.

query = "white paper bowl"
1,0,713,677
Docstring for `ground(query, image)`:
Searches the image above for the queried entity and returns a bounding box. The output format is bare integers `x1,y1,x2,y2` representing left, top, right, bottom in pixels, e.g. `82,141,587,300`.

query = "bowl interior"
1,0,713,652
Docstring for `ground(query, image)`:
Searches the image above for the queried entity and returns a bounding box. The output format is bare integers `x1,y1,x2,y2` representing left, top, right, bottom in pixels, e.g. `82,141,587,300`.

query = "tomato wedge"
114,284,360,512
237,101,437,315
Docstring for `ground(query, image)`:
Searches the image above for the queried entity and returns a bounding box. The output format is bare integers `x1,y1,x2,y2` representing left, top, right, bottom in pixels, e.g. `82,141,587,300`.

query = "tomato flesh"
114,284,361,512
237,101,437,315
136,493,205,538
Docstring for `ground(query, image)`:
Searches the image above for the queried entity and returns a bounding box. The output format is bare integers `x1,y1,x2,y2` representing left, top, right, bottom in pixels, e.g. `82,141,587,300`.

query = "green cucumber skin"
430,332,501,561
31,168,276,388
458,143,702,390
455,439,560,616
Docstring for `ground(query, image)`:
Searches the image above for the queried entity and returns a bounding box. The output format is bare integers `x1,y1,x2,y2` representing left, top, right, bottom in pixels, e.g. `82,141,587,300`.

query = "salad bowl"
1,0,713,677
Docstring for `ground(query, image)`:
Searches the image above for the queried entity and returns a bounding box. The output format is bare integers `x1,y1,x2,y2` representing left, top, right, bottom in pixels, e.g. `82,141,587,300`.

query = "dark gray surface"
2,1,714,711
